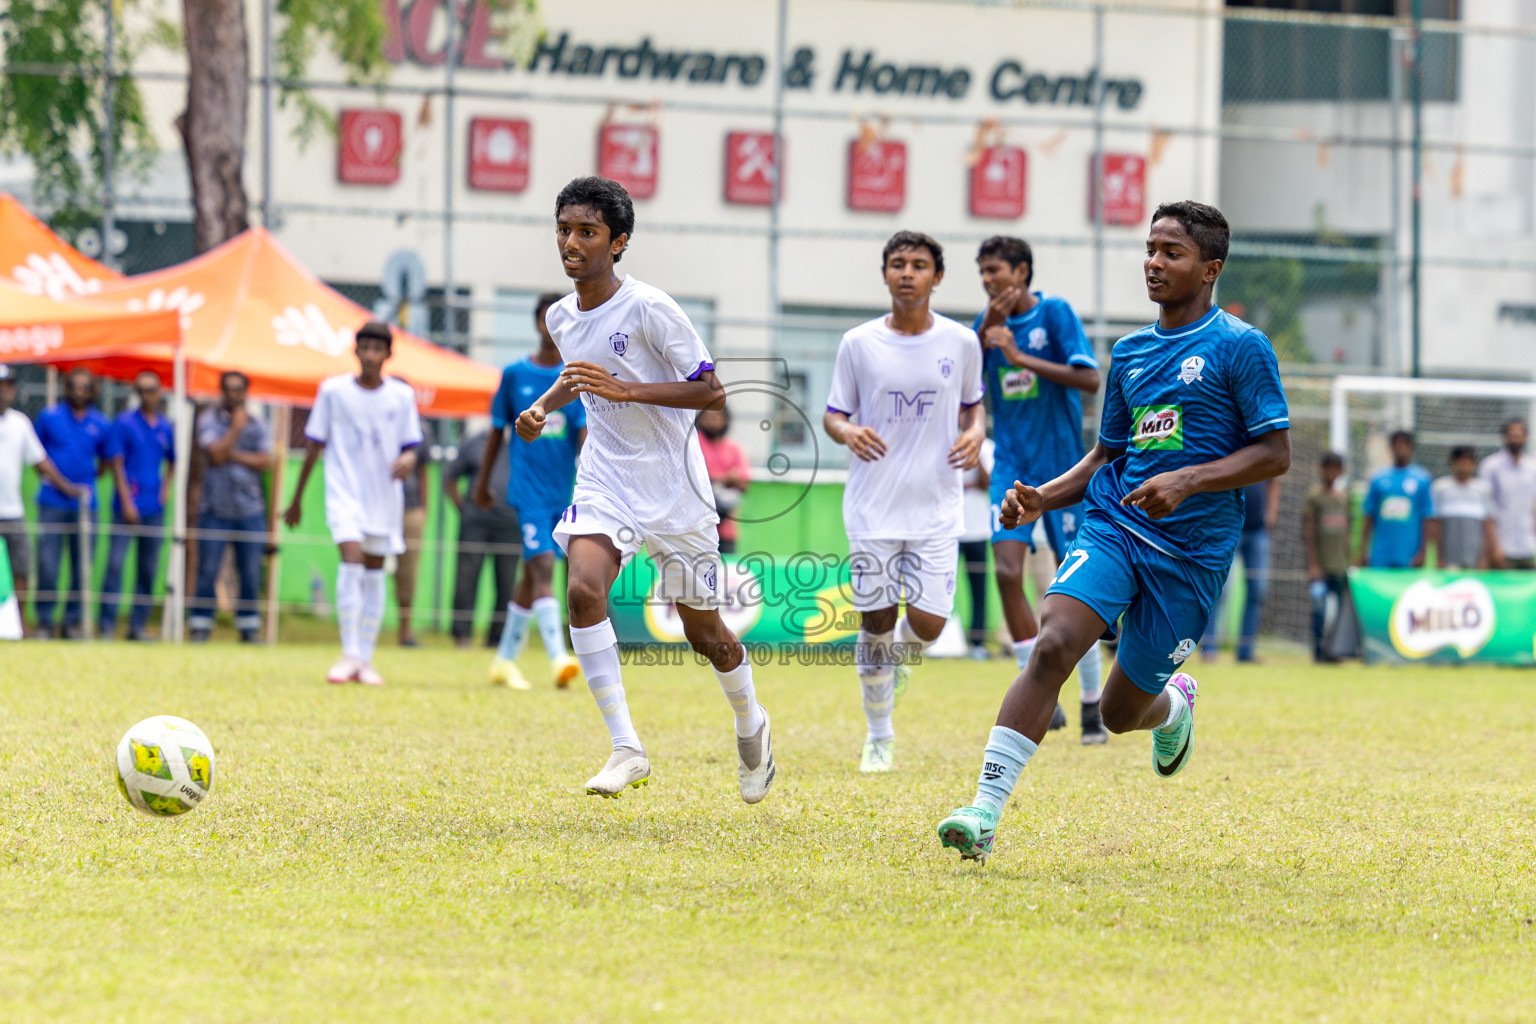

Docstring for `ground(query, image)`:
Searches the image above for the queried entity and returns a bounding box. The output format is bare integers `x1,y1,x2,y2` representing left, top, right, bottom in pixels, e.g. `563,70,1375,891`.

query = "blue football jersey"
1363,464,1434,568
974,293,1097,484
490,357,587,509
1089,305,1289,570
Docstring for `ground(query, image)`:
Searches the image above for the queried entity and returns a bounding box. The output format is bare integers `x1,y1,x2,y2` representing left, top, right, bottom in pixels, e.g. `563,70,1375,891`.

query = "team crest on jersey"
704,563,718,592
937,357,954,379
609,332,629,355
1168,638,1195,663
1178,356,1205,385
1028,327,1048,350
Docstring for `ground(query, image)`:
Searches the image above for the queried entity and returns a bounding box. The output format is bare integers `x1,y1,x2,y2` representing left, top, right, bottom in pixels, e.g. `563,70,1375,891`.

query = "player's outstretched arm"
1121,428,1291,521
560,361,724,412
1000,441,1122,529
823,410,887,462
282,442,324,528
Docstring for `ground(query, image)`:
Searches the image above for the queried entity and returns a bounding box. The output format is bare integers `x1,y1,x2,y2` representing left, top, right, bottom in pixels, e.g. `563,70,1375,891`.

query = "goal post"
1328,375,1536,478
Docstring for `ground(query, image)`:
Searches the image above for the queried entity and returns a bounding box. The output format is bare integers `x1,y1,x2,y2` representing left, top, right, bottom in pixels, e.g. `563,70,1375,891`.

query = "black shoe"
125,629,144,642
1049,703,1068,731
239,629,259,644
1081,700,1108,745
190,628,210,643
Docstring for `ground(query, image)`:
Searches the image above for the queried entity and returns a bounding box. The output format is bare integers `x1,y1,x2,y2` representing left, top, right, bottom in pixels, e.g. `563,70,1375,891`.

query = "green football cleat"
892,662,912,707
1152,672,1199,778
859,735,895,773
937,804,999,864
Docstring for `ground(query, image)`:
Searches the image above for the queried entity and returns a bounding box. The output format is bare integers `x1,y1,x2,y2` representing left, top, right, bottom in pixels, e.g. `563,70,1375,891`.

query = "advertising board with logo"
1090,153,1147,226
847,138,907,213
1348,569,1536,665
468,117,531,192
338,109,404,185
725,132,782,206
598,123,659,198
969,145,1027,219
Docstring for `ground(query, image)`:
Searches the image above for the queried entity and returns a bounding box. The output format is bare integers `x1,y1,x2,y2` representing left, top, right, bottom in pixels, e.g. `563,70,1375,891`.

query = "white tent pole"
167,346,192,643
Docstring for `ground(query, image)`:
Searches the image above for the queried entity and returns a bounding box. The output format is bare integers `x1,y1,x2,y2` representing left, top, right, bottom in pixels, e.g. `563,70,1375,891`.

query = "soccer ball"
114,716,216,817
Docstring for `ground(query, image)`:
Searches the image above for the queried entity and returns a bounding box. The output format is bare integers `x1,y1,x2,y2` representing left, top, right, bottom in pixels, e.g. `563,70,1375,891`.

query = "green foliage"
1220,257,1312,364
0,0,155,233
276,0,392,145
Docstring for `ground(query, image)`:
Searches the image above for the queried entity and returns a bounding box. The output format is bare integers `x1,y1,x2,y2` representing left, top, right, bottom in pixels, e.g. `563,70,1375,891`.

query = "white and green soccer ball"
114,716,216,817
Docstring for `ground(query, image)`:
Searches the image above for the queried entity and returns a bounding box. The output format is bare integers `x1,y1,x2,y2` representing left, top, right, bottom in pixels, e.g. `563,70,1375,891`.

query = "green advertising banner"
0,532,19,640
1349,569,1536,665
609,553,860,654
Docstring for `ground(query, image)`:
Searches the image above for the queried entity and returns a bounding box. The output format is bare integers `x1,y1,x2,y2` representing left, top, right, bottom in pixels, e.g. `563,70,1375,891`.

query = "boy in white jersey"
824,231,986,773
284,322,424,687
517,176,775,802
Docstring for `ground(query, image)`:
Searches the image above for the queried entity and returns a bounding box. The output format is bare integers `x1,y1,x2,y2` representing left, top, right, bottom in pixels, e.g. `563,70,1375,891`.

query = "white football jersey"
304,374,424,537
544,276,719,534
826,313,985,540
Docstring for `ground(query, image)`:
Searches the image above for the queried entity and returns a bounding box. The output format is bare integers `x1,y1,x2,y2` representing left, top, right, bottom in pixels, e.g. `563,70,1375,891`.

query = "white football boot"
585,748,651,797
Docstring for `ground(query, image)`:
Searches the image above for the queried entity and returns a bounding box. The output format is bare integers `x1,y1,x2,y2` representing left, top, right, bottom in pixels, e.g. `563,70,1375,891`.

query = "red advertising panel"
969,145,1027,219
1090,153,1147,226
847,138,906,213
598,124,659,199
468,117,531,193
337,109,403,185
724,132,782,206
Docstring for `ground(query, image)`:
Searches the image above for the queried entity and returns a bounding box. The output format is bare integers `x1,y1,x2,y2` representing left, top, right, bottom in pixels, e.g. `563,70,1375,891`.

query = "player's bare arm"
282,441,324,528
947,402,986,469
1121,428,1291,520
823,410,887,462
560,361,725,412
980,325,1100,393
389,446,418,482
514,377,580,444
1000,441,1125,529
976,284,1025,335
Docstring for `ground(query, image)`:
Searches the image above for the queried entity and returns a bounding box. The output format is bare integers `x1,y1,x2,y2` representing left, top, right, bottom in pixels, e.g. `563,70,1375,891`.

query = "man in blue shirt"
938,201,1291,864
34,367,115,638
472,292,588,690
972,236,1105,743
100,370,174,639
1360,430,1433,568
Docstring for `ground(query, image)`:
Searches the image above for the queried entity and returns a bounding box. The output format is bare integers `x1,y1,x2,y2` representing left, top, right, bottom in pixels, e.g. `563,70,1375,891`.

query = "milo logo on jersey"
1132,405,1183,449
542,410,568,440
1000,368,1039,401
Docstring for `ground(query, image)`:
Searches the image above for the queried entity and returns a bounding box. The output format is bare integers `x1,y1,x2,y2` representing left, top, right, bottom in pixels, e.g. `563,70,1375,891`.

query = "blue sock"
974,726,1038,815
496,602,533,661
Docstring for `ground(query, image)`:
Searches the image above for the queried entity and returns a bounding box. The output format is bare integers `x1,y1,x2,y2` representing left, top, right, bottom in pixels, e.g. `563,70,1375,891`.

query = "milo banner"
1349,569,1536,665
609,553,861,655
0,537,20,641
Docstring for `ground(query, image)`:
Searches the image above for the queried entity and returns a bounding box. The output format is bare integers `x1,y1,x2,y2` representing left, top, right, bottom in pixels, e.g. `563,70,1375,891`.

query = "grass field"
1,640,1533,1022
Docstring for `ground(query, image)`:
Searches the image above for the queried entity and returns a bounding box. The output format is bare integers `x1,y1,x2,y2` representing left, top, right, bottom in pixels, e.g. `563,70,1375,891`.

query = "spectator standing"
1432,446,1496,571
1480,418,1536,569
394,443,431,646
959,438,994,660
1200,477,1281,662
0,365,83,631
190,371,272,642
1360,430,1433,569
99,371,174,639
1303,452,1351,662
696,406,750,554
444,430,520,647
34,368,115,639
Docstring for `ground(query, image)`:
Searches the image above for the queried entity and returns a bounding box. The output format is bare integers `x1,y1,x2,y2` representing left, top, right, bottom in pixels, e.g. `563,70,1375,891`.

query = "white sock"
857,627,896,741
1155,680,1189,733
570,619,640,751
496,602,533,661
1078,642,1103,703
358,569,386,664
714,646,765,737
1012,637,1037,672
974,726,1038,816
532,596,567,661
336,562,363,660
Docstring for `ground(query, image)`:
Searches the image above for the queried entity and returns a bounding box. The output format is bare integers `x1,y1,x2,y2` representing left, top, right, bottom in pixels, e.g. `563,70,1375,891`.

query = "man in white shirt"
0,365,84,630
824,231,986,773
516,176,774,803
284,322,424,686
1480,418,1536,569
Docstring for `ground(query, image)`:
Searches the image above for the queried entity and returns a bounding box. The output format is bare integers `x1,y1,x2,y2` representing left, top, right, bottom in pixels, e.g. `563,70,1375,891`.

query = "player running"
824,231,985,774
284,322,424,687
973,236,1107,743
937,201,1290,864
520,176,774,803
473,292,588,691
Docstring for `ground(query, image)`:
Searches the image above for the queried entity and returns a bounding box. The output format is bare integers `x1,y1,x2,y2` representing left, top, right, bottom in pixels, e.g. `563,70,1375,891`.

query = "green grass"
1,642,1533,1023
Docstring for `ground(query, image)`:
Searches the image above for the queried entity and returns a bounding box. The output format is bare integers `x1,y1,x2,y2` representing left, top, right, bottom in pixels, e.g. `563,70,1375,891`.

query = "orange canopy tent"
0,278,179,363
0,193,120,299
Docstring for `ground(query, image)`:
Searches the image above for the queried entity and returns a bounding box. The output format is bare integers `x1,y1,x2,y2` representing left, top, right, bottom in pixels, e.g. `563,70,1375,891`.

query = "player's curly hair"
881,230,944,274
555,177,635,262
1151,200,1230,263
976,236,1033,286
355,321,394,350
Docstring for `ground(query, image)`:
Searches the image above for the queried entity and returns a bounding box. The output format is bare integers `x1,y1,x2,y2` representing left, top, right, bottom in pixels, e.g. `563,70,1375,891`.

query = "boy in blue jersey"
1359,430,1433,568
100,370,174,639
972,236,1107,744
938,201,1291,864
473,292,588,690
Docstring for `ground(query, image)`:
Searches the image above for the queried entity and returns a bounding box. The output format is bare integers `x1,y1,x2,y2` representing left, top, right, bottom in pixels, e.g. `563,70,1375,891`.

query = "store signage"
724,132,781,206
847,139,906,213
1089,153,1146,226
599,124,659,198
969,145,1027,219
337,109,403,185
468,117,531,192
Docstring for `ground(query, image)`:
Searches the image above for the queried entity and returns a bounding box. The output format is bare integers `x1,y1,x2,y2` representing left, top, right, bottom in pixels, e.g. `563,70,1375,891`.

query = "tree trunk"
179,0,249,253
